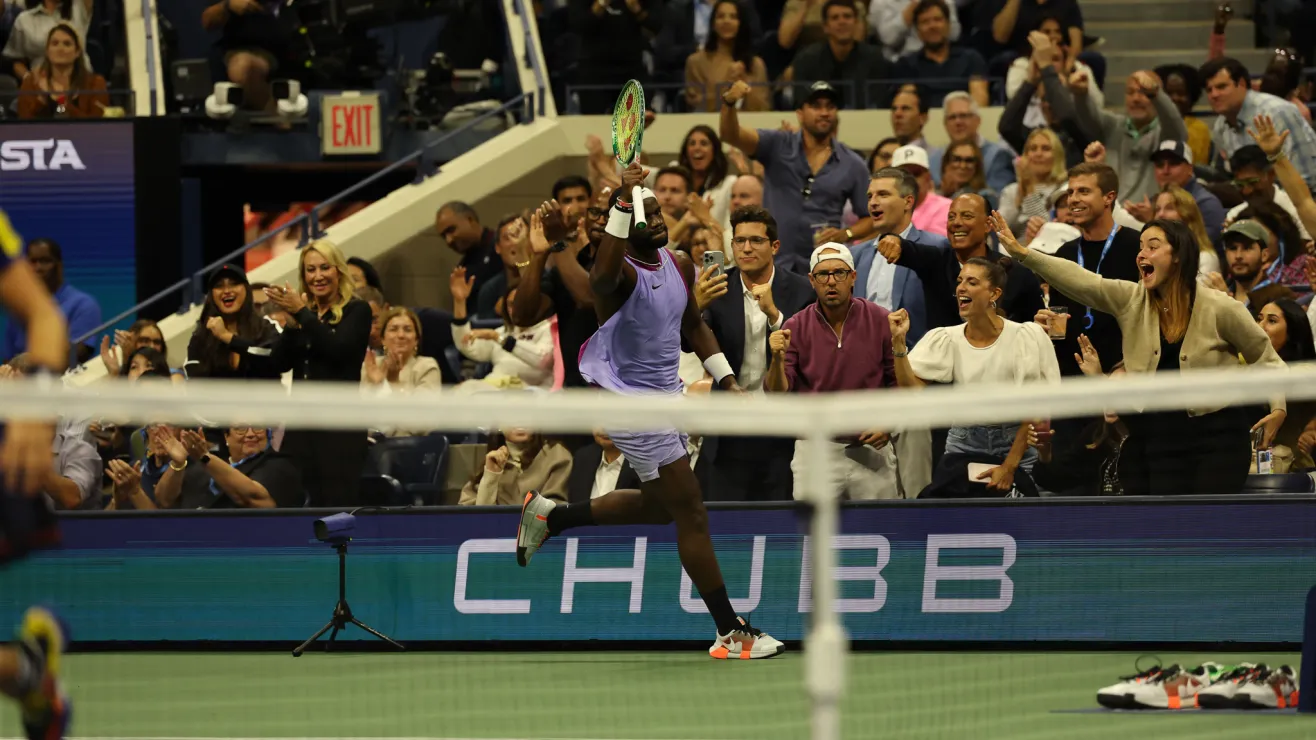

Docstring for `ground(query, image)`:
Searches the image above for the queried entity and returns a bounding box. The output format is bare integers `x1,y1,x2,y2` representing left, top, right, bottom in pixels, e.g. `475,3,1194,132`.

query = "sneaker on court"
709,617,784,660
1096,663,1167,709
1196,663,1261,708
1233,665,1299,709
18,606,71,740
516,491,555,567
1127,662,1226,709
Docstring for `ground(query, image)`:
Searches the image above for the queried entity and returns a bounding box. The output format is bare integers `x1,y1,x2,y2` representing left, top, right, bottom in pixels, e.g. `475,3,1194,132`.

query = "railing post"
300,214,314,247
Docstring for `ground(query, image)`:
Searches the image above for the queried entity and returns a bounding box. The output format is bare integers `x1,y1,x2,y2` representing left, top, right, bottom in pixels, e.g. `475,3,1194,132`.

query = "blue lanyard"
1076,225,1119,330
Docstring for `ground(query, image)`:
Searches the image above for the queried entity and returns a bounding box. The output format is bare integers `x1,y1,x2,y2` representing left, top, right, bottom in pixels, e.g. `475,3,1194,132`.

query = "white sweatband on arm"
605,205,633,239
703,353,734,383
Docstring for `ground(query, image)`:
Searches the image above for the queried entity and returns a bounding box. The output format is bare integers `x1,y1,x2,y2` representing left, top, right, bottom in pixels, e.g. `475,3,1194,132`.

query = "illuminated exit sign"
321,92,382,156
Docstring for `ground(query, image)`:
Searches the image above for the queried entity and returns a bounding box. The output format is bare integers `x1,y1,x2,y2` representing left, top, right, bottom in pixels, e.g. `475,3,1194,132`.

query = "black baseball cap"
207,263,248,289
802,81,843,109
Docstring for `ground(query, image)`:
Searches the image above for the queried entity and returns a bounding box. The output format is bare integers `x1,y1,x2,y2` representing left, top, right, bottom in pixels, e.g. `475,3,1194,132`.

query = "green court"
0,652,1309,739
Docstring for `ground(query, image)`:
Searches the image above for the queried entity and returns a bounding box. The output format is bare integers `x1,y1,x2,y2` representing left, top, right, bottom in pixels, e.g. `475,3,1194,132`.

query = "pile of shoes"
1097,662,1299,709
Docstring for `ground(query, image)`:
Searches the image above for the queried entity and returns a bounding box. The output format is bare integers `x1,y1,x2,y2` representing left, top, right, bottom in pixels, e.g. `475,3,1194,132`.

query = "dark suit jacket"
568,444,641,504
702,266,814,463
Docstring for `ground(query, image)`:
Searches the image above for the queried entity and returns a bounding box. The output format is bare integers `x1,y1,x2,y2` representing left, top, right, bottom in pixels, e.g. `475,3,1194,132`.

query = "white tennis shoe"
709,617,784,660
516,490,556,567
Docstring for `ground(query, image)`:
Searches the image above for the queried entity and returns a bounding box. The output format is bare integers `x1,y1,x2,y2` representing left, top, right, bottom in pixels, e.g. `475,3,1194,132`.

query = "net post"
1301,585,1316,712
803,430,845,740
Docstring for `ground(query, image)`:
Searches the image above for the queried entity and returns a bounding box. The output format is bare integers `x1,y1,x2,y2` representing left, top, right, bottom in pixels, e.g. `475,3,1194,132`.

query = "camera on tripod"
294,512,404,657
313,512,356,545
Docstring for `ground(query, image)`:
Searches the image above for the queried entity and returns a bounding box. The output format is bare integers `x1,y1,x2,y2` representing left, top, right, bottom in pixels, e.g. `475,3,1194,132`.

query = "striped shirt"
1211,90,1316,183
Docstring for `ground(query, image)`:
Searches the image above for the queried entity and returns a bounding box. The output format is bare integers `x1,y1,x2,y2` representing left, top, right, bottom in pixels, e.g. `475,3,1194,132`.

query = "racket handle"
631,186,647,230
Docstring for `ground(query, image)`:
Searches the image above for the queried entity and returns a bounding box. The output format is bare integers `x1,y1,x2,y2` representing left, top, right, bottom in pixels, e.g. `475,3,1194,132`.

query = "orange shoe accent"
710,646,729,659
1167,695,1181,710
1272,683,1288,708
536,514,547,521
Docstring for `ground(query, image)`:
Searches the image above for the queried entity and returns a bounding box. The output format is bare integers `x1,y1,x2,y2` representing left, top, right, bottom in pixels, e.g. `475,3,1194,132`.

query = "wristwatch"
550,240,568,253
200,454,212,465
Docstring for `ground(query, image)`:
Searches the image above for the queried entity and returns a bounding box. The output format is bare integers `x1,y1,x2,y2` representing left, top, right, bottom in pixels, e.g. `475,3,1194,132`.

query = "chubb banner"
1,500,1311,643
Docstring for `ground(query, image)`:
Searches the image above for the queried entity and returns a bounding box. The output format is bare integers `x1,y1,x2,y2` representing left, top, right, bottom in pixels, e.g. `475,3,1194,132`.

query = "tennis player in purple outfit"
516,161,783,659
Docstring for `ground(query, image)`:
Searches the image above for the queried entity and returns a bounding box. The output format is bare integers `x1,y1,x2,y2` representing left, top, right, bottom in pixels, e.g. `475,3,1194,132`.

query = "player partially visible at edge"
0,209,74,740
517,161,784,660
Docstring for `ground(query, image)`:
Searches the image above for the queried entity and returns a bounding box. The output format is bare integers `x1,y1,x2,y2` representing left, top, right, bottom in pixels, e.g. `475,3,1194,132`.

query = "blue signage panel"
0,501,1311,643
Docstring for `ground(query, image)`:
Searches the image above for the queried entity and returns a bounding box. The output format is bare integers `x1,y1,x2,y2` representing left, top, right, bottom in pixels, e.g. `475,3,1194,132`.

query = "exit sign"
321,92,382,155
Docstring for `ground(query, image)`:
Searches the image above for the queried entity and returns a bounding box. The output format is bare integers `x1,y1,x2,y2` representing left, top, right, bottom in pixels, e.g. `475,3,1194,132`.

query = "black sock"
546,501,594,536
700,585,740,635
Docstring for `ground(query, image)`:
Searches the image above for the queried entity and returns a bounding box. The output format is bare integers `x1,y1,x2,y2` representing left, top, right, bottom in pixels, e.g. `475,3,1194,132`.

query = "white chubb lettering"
561,537,647,613
679,536,766,613
921,534,1016,613
797,534,891,613
453,538,531,614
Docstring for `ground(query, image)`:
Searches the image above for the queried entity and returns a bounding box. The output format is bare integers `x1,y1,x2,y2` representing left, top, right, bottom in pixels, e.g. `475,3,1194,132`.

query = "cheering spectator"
1223,144,1312,242
361,307,440,396
476,213,531,320
1234,202,1310,293
720,79,871,270
877,192,1044,328
996,215,1287,496
889,256,1058,497
1043,162,1142,377
683,0,769,112
264,240,372,508
2,0,89,80
184,264,280,381
676,126,739,234
568,0,661,114
566,431,638,503
435,201,502,307
1249,117,1316,267
785,0,890,110
729,173,763,209
1005,21,1102,131
16,24,105,119
655,0,762,87
1022,185,1082,255
653,166,693,233
1258,298,1316,469
1201,58,1316,184
938,139,999,211
999,45,1089,169
0,357,98,509
892,144,950,237
998,128,1066,236
852,167,941,345
765,244,903,499
1073,68,1186,203
1220,220,1271,303
356,285,386,350
1123,142,1226,244
778,0,867,52
984,0,1085,62
694,206,813,501
450,265,555,391
868,137,900,172
869,0,959,61
200,0,294,113
150,426,302,509
929,92,1013,191
459,428,572,505
98,318,165,377
1154,184,1222,276
893,0,987,107
1155,63,1213,166
2,237,99,364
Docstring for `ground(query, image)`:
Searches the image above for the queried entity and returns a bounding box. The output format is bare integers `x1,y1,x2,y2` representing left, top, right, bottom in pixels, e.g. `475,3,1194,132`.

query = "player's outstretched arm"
590,161,645,321
675,250,740,392
0,260,68,375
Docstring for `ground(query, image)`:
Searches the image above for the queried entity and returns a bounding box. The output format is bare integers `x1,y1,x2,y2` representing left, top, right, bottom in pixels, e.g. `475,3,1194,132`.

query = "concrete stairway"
1083,0,1272,102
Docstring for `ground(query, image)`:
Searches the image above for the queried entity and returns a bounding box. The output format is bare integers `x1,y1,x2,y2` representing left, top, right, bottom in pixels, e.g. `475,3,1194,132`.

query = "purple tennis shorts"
606,428,690,482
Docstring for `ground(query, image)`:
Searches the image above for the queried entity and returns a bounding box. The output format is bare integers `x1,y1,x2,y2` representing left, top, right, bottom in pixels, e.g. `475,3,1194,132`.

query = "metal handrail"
72,90,538,347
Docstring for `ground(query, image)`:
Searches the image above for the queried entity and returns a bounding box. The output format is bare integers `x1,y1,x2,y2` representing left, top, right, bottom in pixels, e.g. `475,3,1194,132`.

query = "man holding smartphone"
694,206,813,501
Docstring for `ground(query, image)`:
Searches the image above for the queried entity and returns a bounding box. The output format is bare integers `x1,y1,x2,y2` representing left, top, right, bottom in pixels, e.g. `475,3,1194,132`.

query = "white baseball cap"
892,145,930,171
809,242,855,272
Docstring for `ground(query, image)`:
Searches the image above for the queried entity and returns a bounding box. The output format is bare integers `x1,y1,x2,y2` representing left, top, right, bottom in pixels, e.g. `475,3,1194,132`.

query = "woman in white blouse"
889,256,1060,495
449,266,555,391
361,306,440,436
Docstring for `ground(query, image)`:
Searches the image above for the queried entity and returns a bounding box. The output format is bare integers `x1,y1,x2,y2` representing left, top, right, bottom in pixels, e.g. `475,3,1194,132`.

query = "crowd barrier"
2,496,1311,646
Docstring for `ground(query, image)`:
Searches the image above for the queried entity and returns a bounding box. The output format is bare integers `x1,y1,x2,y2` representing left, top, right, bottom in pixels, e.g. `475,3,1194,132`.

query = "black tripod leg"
351,618,406,651
326,624,341,652
292,620,336,657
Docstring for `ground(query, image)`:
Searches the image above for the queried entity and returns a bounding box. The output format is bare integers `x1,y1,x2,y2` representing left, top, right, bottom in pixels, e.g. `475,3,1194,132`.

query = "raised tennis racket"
611,79,647,230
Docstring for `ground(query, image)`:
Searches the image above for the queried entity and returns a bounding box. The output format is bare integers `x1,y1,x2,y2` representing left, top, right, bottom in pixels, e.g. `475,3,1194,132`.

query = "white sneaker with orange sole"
709,617,784,660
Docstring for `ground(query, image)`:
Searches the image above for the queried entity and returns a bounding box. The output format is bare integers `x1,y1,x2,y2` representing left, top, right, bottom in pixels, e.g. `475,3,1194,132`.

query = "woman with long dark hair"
675,124,739,236
264,240,373,507
1257,298,1316,469
993,213,1287,496
683,0,768,112
16,23,105,119
185,264,279,380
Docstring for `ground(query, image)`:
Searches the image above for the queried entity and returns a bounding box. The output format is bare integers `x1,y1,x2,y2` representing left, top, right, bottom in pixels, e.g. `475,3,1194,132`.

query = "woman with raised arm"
990,211,1287,496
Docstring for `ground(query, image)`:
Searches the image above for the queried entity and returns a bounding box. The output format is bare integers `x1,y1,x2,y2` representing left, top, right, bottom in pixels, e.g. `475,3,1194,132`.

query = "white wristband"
702,352,734,383
605,205,632,239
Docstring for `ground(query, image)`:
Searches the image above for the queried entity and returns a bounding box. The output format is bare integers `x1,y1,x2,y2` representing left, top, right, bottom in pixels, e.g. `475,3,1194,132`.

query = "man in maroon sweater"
765,243,905,499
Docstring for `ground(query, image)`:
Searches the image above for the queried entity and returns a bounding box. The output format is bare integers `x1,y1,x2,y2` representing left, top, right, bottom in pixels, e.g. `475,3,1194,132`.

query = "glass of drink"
1048,306,1069,339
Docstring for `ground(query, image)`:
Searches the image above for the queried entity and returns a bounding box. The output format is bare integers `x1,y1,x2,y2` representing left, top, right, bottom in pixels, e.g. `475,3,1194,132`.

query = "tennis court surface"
0,651,1308,740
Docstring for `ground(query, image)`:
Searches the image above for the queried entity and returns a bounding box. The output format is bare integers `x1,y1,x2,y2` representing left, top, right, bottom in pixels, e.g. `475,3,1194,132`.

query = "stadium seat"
1239,473,1316,494
360,433,450,506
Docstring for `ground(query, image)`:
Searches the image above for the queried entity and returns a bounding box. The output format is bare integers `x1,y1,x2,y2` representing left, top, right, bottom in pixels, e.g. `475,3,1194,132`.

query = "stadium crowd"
4,0,1316,506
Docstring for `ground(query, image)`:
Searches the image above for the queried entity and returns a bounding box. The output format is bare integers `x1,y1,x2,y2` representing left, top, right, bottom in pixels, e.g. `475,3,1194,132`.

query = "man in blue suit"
850,167,944,347
848,166,940,497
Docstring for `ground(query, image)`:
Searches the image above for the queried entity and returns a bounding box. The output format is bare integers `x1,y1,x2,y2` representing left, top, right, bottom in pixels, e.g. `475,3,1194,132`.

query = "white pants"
893,428,932,499
790,439,901,501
